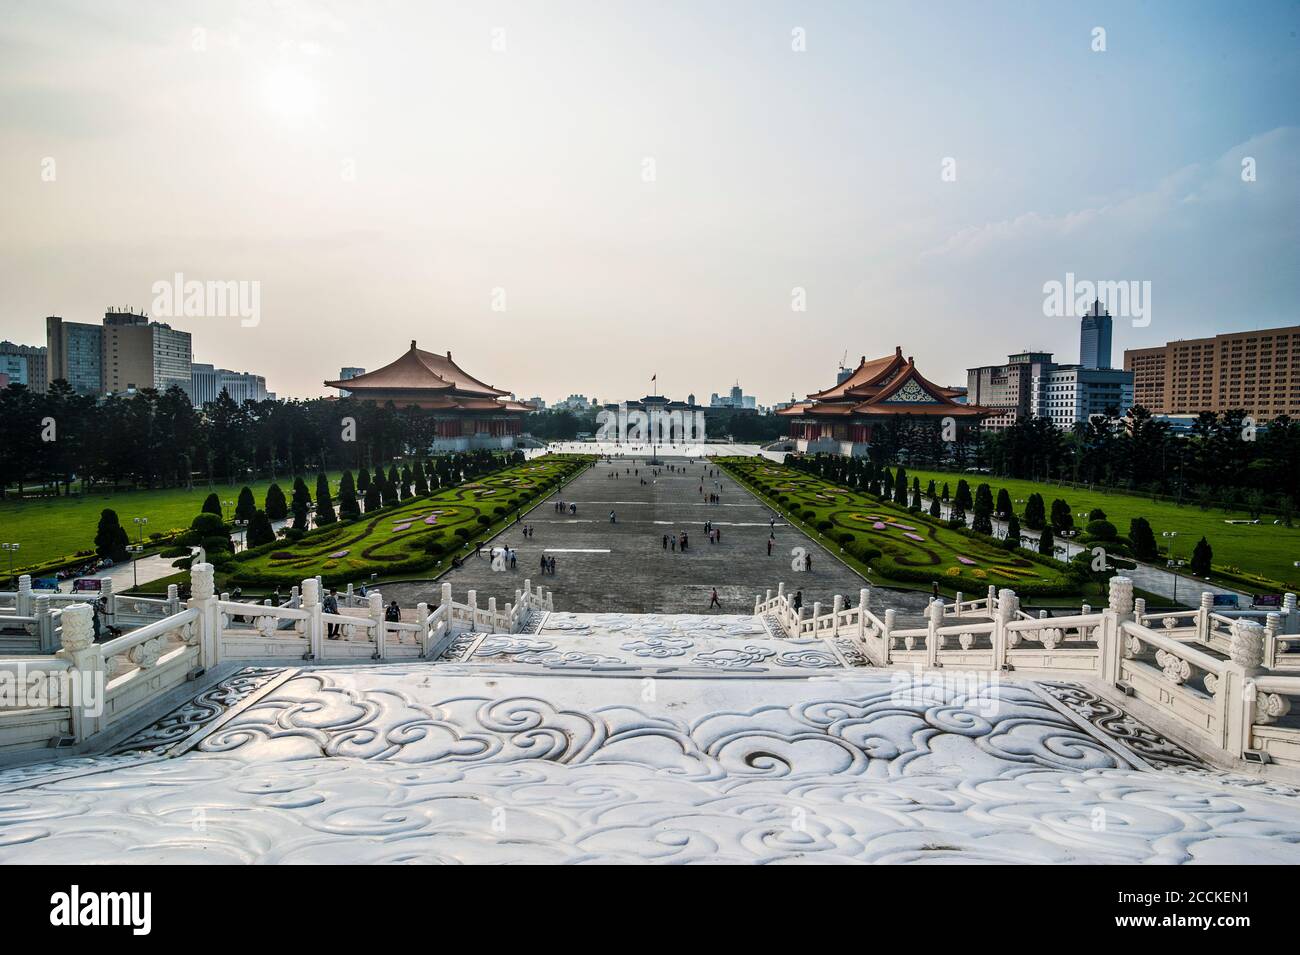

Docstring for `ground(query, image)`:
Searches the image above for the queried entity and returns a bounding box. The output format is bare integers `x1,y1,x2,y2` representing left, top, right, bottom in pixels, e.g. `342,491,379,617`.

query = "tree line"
0,380,527,497
857,407,1300,515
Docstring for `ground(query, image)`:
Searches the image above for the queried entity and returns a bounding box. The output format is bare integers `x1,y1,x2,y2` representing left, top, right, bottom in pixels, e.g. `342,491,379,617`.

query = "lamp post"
1,542,18,587
1163,531,1182,602
133,516,149,546
234,519,249,552
127,543,143,590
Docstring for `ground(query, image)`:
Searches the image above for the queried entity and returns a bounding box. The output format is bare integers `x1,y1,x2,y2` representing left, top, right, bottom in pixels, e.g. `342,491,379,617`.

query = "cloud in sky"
0,1,1297,402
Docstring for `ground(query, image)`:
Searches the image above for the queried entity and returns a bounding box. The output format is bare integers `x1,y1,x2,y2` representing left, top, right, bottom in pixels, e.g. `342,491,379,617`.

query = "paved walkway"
387,456,887,615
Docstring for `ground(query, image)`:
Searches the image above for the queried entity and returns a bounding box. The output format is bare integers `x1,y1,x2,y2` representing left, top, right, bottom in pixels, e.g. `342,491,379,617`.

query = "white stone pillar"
1282,593,1298,635
882,609,896,665
1107,576,1134,621
1133,597,1146,620
368,591,384,656
927,596,944,666
953,592,962,618
189,562,219,668
488,596,498,633
100,578,115,628
1197,591,1215,643
1226,619,1268,756
302,577,322,660
35,595,55,653
16,574,33,617
57,603,103,743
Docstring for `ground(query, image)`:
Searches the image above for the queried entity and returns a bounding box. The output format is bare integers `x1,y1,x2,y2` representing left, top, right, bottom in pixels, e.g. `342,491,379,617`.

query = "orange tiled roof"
324,341,509,397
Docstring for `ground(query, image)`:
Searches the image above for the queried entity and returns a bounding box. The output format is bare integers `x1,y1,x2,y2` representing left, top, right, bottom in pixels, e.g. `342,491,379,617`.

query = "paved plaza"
400,455,888,615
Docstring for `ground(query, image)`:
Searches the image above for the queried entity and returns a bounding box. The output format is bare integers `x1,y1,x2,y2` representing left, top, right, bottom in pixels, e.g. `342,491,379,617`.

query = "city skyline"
2,1,1298,404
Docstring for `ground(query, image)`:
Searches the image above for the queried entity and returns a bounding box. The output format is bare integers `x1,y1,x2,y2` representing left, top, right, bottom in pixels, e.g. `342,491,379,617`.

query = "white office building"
188,363,270,406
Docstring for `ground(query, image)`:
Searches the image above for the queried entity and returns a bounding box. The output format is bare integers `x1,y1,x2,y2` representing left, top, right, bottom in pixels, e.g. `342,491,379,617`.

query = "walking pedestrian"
708,588,721,610
325,588,341,638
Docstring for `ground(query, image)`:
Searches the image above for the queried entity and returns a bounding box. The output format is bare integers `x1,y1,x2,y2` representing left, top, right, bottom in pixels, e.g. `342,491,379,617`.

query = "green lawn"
722,458,1076,596
223,456,588,588
0,474,345,572
905,467,1300,591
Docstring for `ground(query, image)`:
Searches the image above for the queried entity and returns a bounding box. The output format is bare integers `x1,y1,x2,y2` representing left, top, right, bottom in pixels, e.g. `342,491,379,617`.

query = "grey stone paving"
382,456,928,617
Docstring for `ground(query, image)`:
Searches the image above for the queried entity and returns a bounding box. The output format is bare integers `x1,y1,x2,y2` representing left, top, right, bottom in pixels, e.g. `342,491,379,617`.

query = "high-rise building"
1031,366,1134,428
47,311,192,396
1079,299,1114,369
0,341,48,393
1122,325,1300,421
966,351,1055,429
45,316,103,395
187,363,269,406
101,310,192,394
336,366,365,397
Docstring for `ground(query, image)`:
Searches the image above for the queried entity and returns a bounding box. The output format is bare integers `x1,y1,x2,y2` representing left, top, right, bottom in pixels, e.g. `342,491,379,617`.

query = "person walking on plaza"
662,534,669,550
767,537,773,556
324,588,341,638
792,590,803,613
609,510,617,523
385,600,401,623
708,588,721,610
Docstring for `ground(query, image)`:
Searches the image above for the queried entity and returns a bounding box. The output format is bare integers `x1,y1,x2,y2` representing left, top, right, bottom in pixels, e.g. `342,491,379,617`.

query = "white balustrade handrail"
1121,620,1226,676
99,607,200,659
1006,612,1103,632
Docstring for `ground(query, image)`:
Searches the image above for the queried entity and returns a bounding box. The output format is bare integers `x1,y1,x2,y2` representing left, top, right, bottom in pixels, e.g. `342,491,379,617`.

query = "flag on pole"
651,373,657,393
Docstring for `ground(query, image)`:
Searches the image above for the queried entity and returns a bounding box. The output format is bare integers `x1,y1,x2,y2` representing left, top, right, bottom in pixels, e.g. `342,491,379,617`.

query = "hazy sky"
2,1,1298,404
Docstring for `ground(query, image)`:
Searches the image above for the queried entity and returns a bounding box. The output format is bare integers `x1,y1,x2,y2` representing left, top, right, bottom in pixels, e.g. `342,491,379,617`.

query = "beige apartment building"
1123,325,1300,420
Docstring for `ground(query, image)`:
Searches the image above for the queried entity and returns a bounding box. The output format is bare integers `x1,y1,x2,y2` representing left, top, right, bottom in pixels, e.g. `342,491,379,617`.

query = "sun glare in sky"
262,65,317,118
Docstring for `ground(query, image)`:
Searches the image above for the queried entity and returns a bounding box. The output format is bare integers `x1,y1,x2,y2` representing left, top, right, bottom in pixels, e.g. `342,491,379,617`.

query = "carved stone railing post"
441,582,453,617
368,591,384,658
882,609,895,665
16,574,33,617
992,588,1017,668
488,597,498,633
416,602,430,656
188,562,218,669
34,595,56,653
953,592,963,618
927,597,944,667
1264,612,1282,669
302,577,322,660
1226,619,1267,756
57,603,103,743
167,583,180,615
1283,593,1299,635
1196,591,1214,643
1097,576,1133,686
1133,597,1146,621
1108,576,1134,620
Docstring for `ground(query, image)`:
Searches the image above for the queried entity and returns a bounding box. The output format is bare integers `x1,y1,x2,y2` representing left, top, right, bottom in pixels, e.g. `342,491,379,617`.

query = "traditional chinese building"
777,347,989,456
324,341,534,450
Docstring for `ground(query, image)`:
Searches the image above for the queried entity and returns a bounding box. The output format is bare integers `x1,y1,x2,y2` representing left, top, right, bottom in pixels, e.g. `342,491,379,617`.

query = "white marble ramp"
4,664,1300,864
452,611,845,670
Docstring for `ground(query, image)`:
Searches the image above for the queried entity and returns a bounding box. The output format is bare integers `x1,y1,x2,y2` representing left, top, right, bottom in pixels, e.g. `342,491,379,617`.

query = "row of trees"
88,451,517,565
0,379,534,497
859,407,1300,511
790,454,1216,577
